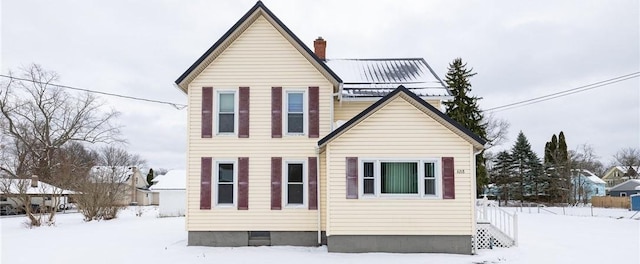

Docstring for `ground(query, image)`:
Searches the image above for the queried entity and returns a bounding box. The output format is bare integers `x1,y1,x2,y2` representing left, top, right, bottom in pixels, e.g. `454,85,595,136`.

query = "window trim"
214,159,238,208
359,158,442,199
216,89,239,135
282,159,307,208
284,89,307,136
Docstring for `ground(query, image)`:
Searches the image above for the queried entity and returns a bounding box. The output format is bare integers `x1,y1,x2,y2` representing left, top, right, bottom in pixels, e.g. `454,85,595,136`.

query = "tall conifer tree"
443,58,487,196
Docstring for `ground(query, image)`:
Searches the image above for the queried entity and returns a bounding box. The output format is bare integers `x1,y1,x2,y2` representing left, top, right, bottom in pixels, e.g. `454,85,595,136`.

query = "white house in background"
150,170,186,217
0,176,74,212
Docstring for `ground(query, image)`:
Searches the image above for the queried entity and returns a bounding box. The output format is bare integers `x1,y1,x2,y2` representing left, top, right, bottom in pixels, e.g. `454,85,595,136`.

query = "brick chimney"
31,175,39,188
313,37,326,60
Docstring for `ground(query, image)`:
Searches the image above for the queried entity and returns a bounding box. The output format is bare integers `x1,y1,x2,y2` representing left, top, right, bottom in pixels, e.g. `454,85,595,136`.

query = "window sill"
215,133,237,136
359,195,443,200
284,133,306,137
214,204,236,209
283,204,307,209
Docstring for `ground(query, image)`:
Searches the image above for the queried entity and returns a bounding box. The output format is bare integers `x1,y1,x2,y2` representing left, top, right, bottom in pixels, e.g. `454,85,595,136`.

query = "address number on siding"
456,169,465,174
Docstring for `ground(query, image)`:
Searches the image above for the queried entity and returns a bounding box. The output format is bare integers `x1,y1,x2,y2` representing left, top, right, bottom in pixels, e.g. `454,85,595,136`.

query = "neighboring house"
90,166,149,205
174,1,487,254
609,179,640,197
571,169,605,203
150,170,186,217
602,166,639,191
0,176,74,212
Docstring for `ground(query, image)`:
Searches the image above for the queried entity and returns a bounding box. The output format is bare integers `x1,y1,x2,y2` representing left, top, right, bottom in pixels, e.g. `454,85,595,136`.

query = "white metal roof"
325,58,450,98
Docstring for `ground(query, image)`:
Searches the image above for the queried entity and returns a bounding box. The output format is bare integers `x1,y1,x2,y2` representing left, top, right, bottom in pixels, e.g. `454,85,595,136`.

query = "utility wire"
0,74,187,110
483,72,640,113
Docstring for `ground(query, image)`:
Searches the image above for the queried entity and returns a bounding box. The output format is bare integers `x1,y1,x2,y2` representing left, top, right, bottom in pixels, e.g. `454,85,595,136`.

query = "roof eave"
318,85,486,150
175,1,342,93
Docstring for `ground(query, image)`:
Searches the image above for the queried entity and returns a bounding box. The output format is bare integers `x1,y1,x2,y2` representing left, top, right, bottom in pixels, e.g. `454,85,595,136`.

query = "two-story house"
175,1,485,254
602,165,639,192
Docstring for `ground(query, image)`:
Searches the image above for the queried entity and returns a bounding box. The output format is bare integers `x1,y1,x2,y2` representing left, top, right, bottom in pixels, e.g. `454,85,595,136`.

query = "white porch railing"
476,198,518,247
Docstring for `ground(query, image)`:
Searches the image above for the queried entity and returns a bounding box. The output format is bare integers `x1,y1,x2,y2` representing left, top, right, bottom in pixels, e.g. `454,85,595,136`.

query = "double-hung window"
216,161,236,206
217,91,237,134
285,91,305,135
284,161,306,207
361,159,440,198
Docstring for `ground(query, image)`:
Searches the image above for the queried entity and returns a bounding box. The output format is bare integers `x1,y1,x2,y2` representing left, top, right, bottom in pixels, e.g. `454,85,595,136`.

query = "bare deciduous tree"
75,146,146,221
483,114,510,149
613,147,640,178
0,64,121,226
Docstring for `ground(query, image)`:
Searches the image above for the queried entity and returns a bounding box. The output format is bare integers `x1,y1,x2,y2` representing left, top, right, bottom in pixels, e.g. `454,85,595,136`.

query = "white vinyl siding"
333,99,443,124
326,96,475,236
186,15,332,231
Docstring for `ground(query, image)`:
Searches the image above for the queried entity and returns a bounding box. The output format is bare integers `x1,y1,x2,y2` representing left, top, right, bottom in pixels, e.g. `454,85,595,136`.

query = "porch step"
476,222,515,249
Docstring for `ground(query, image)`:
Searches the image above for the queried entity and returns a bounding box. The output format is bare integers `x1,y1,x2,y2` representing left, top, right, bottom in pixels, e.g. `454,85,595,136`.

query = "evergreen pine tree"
443,58,487,196
543,131,570,203
491,151,515,205
510,131,541,203
146,168,155,187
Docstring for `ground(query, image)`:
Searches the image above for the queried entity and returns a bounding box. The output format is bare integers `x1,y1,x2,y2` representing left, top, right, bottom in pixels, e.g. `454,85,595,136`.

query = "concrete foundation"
188,231,325,247
327,235,472,254
188,231,248,247
188,232,470,254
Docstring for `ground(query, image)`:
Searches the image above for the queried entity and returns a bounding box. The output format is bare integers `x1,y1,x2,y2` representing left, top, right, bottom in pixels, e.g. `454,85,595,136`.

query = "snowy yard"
1,207,638,264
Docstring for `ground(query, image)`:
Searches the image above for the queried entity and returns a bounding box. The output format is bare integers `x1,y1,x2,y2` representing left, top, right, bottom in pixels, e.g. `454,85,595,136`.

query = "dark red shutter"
308,157,318,210
271,157,282,210
238,157,249,210
271,87,282,138
346,157,358,199
308,86,319,138
442,157,455,199
200,157,212,209
239,87,250,138
201,87,213,138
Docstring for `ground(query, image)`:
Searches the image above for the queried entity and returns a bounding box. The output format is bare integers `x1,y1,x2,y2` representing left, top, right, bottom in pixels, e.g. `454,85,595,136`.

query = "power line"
0,74,187,110
483,72,640,113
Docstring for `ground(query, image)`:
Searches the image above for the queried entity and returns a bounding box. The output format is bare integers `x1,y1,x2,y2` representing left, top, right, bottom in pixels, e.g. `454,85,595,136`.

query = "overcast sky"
2,0,638,172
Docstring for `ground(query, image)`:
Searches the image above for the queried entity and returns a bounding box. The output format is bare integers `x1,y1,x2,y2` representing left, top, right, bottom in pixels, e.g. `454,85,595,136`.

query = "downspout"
329,90,342,133
472,145,484,254
315,146,322,245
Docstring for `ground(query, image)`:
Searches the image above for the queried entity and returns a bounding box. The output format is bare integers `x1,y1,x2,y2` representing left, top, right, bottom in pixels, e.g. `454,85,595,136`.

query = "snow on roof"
325,58,450,98
587,175,606,184
149,170,185,190
614,166,640,173
0,178,74,195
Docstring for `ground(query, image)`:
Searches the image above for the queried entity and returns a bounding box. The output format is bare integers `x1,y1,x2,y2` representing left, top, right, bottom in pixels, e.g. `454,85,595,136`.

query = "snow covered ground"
1,206,638,264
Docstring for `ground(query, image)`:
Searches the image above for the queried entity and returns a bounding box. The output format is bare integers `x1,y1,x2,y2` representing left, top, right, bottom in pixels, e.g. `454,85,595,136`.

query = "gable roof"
175,1,342,92
603,165,640,179
325,58,450,98
610,179,640,192
318,85,486,150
